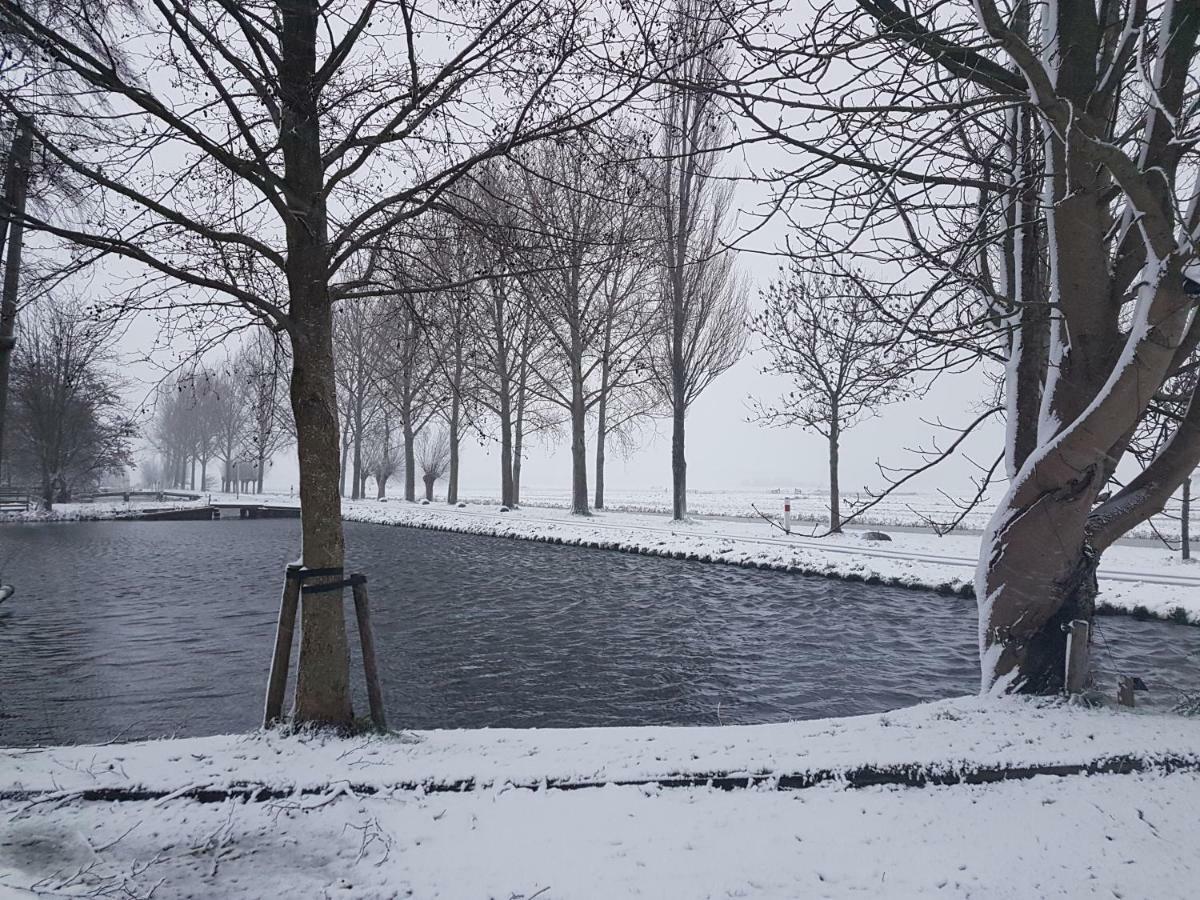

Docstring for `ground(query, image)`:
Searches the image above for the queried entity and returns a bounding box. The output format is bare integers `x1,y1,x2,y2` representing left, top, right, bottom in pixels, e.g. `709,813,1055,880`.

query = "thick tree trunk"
280,0,351,728
0,116,32,474
423,473,436,501
978,460,1101,695
376,475,388,499
257,457,265,494
828,429,841,534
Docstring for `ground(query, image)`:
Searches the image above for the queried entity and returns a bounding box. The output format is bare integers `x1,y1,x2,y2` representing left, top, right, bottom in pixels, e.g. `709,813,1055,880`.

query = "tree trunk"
828,427,841,533
423,473,436,501
569,364,588,515
1184,479,1191,562
499,390,514,507
0,116,32,474
257,456,265,493
403,421,416,501
350,406,363,500
376,474,388,499
189,455,196,490
280,0,351,728
339,421,350,497
594,389,607,510
200,457,208,493
671,390,686,521
448,389,461,505
513,366,526,507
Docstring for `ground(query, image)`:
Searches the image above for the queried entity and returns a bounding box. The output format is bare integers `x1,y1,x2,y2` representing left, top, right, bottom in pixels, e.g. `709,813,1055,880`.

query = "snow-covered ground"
3,697,1198,898
343,500,1200,625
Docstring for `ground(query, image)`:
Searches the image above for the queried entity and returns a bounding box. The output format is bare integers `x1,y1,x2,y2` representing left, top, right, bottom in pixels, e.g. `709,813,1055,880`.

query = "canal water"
1,519,1198,746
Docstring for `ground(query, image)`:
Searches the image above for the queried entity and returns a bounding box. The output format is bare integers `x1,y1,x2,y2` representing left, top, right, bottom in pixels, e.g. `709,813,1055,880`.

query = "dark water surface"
1,519,1198,746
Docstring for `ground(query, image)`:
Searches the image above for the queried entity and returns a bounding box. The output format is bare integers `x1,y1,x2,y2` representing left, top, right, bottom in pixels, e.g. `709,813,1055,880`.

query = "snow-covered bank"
0,498,208,522
343,500,1200,625
461,484,1196,540
3,698,1199,898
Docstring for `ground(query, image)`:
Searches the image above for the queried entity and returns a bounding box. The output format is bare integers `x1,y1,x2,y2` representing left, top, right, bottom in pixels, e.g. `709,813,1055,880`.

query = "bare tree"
509,128,657,514
377,257,442,502
415,426,451,501
362,410,402,499
0,0,684,725
6,299,134,508
750,266,914,533
455,168,556,508
734,0,1200,692
653,0,746,520
334,299,384,499
238,330,291,493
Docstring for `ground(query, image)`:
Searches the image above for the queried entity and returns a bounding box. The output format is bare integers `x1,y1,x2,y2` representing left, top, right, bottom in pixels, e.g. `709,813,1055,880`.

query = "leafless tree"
733,0,1200,692
0,0,690,725
652,0,747,520
238,329,292,493
378,255,443,502
415,426,451,501
454,167,557,508
751,266,915,533
6,298,134,508
508,128,658,515
333,300,383,499
362,410,402,499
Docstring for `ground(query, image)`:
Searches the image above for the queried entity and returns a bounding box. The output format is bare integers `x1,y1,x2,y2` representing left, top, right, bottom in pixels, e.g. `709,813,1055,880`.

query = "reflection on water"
0,519,1197,746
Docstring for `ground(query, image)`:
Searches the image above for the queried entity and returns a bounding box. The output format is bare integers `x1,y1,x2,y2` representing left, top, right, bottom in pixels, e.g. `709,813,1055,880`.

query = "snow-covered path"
3,697,1198,898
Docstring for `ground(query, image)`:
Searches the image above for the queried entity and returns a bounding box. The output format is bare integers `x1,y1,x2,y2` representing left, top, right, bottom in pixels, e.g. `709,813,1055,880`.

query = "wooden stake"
263,563,302,727
1064,619,1090,695
351,575,387,732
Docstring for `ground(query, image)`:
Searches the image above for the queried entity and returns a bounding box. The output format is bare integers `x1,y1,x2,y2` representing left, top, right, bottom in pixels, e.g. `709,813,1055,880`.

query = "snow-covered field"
343,500,1200,625
460,484,1197,541
2,697,1198,898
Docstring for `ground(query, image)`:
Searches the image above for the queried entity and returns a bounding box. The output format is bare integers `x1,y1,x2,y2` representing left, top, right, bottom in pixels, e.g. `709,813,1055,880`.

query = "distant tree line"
148,330,291,494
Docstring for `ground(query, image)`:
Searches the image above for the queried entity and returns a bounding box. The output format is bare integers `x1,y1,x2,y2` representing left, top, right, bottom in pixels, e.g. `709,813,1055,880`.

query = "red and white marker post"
783,497,792,534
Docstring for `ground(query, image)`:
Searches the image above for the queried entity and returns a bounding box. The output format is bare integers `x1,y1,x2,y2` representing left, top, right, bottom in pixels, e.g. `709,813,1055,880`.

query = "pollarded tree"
362,410,402,499
415,426,451,501
750,265,914,533
0,0,688,727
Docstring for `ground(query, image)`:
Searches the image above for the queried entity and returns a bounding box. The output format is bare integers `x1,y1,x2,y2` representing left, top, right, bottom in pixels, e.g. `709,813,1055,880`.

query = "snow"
342,499,1200,625
3,697,1199,898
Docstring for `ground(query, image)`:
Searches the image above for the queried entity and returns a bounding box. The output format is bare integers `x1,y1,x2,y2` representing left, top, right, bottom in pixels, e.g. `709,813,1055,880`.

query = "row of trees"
10,0,1195,714
331,118,746,514
151,331,291,494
